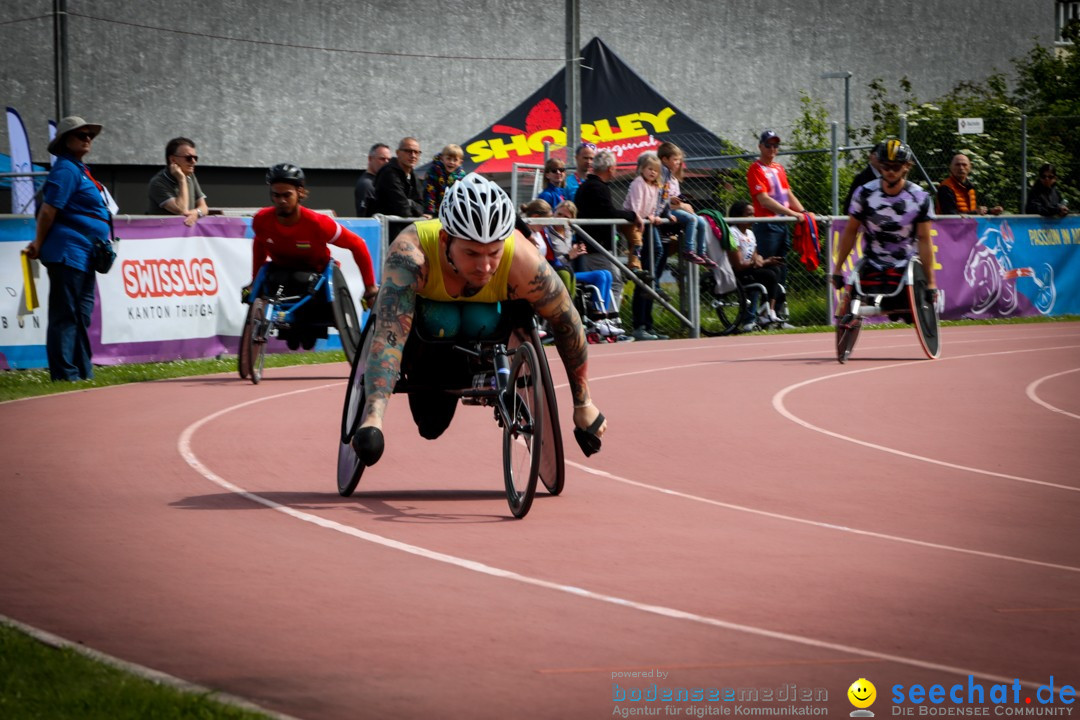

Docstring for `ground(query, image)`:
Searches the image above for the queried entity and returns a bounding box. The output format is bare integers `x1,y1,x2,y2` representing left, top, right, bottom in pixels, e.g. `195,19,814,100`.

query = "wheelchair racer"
247,163,379,346
832,140,937,314
351,172,607,466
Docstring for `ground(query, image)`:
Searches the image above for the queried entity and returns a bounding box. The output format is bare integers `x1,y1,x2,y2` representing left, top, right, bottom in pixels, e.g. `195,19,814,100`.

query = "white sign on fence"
958,117,984,134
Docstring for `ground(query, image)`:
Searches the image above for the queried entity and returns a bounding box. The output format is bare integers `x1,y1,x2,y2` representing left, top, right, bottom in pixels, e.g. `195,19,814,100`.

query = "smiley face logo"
848,678,877,709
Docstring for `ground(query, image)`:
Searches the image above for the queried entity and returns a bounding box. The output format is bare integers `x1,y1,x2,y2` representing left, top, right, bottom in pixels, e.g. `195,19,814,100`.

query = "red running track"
2,322,1079,719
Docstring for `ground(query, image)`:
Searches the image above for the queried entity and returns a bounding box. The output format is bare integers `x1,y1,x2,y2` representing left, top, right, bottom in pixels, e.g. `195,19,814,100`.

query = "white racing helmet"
440,172,516,244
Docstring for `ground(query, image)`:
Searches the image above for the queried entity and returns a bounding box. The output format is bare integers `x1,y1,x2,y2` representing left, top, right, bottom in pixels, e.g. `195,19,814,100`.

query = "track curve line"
177,385,1064,691
772,344,1080,494
1026,367,1080,421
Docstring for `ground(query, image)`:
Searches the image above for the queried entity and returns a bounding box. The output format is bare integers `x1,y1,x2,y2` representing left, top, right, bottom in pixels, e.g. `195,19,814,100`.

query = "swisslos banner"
459,37,733,173
0,216,381,370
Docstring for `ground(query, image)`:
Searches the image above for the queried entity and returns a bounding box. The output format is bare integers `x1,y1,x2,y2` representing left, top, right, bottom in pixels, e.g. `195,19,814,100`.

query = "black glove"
241,284,252,304
831,274,846,291
924,288,938,306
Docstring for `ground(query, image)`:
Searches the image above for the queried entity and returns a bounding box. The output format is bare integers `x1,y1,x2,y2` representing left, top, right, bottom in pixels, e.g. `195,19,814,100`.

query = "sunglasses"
548,167,565,173
71,132,95,141
881,163,905,172
1040,174,1056,180
399,148,422,155
173,154,199,162
764,142,780,148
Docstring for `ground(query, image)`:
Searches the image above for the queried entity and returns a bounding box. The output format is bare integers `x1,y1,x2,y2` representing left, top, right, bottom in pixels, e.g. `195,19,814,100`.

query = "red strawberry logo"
525,98,563,135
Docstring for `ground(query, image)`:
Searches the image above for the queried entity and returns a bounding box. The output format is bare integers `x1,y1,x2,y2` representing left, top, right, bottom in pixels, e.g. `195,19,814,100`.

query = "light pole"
821,71,852,148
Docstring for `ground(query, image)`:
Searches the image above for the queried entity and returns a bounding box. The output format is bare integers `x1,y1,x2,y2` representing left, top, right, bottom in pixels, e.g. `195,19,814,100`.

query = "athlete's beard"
883,170,908,191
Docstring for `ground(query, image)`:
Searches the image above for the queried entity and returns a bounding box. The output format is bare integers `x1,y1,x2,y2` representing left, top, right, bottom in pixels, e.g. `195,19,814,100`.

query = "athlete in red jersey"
249,163,378,306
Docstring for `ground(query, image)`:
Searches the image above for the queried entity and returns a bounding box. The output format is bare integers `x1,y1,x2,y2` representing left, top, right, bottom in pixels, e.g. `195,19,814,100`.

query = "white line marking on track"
178,382,1065,691
1026,367,1080,421
772,345,1080,493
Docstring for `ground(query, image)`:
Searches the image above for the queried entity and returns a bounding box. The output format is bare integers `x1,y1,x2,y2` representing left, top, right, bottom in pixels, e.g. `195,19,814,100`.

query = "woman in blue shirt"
24,116,110,381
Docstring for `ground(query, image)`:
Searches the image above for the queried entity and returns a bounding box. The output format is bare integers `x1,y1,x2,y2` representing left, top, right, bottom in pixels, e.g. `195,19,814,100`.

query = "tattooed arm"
507,233,606,436
359,227,427,430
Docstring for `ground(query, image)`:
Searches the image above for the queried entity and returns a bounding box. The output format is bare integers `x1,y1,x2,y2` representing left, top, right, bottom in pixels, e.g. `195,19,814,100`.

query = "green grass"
0,350,346,403
0,623,273,720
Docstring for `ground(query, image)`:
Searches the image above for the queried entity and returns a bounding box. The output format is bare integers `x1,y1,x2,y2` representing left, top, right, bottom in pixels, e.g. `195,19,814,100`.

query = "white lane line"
179,386,1066,691
772,345,1080,493
1026,367,1080,421
564,461,1080,574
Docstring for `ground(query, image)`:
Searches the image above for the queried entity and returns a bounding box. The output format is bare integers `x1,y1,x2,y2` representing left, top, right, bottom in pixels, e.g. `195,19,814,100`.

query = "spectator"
146,136,208,225
1025,163,1069,218
371,136,428,239
936,153,1003,216
726,201,790,330
657,142,714,267
843,142,884,213
537,157,571,210
564,142,596,199
23,116,110,381
423,143,466,216
354,142,391,216
622,151,665,272
746,130,806,289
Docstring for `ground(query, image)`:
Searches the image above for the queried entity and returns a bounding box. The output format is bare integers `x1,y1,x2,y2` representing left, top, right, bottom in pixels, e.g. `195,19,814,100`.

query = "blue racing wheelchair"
238,261,363,383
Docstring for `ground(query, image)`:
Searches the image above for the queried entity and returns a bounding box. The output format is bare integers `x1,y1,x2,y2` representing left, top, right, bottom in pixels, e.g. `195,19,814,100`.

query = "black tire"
337,315,376,496
248,298,268,384
331,265,362,365
711,288,741,334
512,326,565,496
835,291,860,363
502,342,543,518
238,301,254,379
908,259,941,359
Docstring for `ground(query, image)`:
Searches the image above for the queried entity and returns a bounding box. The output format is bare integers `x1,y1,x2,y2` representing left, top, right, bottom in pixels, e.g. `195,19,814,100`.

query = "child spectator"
424,144,466,216
622,152,665,272
658,142,715,267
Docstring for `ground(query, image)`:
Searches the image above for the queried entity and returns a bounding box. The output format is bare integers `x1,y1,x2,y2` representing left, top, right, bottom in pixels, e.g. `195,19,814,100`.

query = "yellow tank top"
415,218,515,303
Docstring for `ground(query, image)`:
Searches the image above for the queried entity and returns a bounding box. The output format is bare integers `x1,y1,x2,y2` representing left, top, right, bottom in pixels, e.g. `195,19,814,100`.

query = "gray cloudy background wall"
0,0,1056,170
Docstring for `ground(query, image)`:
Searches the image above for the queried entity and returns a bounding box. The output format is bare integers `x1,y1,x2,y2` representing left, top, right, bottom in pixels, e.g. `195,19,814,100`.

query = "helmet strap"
442,232,461,275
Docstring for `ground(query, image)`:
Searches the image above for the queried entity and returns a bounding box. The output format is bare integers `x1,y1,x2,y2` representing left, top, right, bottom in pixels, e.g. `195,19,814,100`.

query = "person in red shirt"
249,163,379,348
745,130,806,297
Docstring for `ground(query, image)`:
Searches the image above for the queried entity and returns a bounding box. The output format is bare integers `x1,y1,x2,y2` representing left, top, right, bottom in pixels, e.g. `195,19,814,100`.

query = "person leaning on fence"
1025,163,1069,218
146,136,208,226
354,142,391,216
537,157,571,211
371,136,429,239
936,153,1002,216
23,116,111,381
423,144,466,216
746,130,806,291
564,142,596,200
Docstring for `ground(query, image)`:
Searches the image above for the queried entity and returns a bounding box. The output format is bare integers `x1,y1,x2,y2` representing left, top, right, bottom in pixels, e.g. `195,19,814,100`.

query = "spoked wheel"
908,259,941,359
241,298,269,384
337,315,376,497
710,288,742,335
502,342,543,518
835,291,860,364
331,265,363,365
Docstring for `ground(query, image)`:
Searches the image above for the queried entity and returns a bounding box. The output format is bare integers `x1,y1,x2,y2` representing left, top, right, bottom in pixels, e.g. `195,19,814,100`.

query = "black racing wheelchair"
336,300,565,519
238,262,363,383
834,256,942,363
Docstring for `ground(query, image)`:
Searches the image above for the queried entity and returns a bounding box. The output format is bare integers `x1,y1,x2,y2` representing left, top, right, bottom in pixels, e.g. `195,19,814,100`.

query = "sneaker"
773,322,796,330
650,329,670,340
739,322,758,333
632,326,659,341
682,251,707,265
602,319,625,336
701,254,718,268
595,319,613,337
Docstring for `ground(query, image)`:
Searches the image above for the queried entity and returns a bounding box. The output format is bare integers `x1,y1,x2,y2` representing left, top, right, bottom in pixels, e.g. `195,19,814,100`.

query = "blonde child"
657,141,715,267
425,143,466,216
622,152,665,272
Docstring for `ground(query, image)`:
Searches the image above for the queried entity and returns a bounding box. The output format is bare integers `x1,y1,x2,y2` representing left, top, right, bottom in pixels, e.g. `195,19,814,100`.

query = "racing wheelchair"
336,300,565,519
238,261,363,384
834,256,941,363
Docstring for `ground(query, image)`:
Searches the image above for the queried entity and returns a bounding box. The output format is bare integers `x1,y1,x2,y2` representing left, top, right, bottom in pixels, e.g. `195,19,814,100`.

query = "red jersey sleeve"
319,215,376,287
251,209,272,278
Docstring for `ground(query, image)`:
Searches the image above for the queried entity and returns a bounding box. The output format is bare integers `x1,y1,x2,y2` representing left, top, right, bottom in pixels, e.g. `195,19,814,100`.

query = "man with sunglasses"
832,140,937,304
371,136,429,240
147,137,208,226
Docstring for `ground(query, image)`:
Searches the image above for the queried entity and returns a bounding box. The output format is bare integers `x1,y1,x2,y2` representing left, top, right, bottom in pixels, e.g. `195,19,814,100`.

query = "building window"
1058,1,1079,43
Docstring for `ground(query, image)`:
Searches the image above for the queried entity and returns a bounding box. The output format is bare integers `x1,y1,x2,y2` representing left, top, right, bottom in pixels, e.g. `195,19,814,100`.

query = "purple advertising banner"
829,216,1080,322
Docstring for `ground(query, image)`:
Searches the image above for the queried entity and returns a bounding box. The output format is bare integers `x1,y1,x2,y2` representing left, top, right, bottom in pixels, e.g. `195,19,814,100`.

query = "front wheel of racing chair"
239,297,269,383
835,288,861,364
337,313,377,497
502,341,543,518
907,257,941,360
329,264,363,365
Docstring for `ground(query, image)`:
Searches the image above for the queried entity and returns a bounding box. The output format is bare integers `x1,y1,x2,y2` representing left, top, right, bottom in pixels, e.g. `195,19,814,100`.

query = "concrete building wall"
1,1,1056,176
